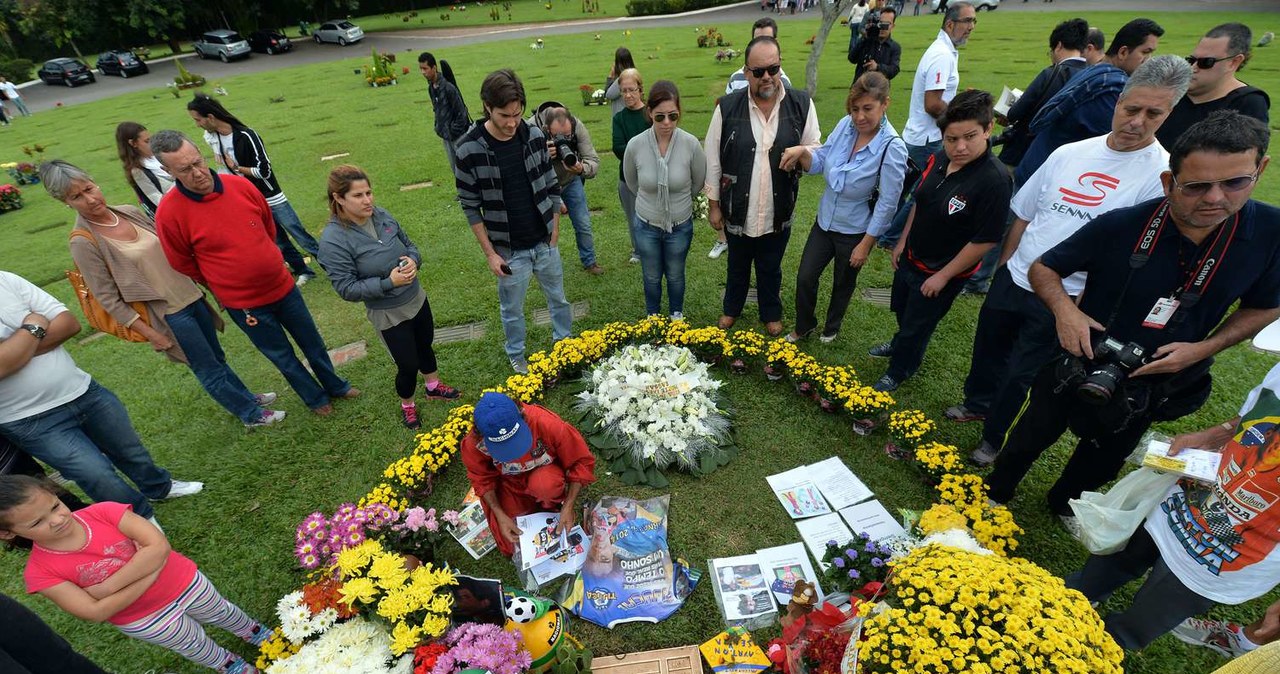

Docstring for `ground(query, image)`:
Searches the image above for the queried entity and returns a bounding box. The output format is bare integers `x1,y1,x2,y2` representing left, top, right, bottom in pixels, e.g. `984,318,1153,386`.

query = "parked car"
37,58,96,87
96,50,150,78
248,30,293,55
193,29,252,62
931,0,999,11
313,20,364,46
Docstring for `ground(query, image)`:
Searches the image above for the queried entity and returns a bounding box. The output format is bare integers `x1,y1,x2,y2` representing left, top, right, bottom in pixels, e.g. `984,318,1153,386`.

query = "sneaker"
245,409,286,428
401,404,421,430
425,382,462,400
510,357,530,375
295,273,315,287
254,392,278,407
819,331,838,344
868,341,894,358
584,263,605,275
336,387,362,400
147,516,164,533
784,331,805,343
945,403,986,423
670,312,684,321
872,374,901,392
970,441,999,467
161,480,204,500
708,241,728,259
1058,514,1084,541
1171,618,1250,658
629,253,640,264
247,624,273,647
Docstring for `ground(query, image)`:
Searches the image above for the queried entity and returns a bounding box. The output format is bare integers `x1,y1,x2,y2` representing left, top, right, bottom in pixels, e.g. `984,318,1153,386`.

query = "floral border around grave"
346,316,1121,673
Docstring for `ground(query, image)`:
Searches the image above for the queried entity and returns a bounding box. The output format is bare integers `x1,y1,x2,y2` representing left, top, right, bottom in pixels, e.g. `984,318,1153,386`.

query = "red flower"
413,643,448,674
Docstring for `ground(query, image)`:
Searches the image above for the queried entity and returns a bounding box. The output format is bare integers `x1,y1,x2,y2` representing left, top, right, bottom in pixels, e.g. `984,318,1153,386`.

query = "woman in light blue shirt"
780,72,906,343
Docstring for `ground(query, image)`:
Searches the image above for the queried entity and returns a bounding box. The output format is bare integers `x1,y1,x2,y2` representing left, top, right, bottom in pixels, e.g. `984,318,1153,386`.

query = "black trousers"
984,361,1153,515
1065,528,1215,650
793,222,864,337
380,296,438,399
886,263,965,382
0,593,108,674
724,227,792,323
961,266,1060,447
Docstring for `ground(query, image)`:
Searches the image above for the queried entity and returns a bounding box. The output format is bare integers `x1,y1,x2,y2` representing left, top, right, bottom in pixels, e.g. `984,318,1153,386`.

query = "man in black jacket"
849,7,901,83
996,18,1090,169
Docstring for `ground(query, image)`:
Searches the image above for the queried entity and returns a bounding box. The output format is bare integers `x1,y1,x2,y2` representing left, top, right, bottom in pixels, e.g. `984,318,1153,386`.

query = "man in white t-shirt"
952,55,1193,467
0,271,202,522
880,1,975,247
1066,354,1280,651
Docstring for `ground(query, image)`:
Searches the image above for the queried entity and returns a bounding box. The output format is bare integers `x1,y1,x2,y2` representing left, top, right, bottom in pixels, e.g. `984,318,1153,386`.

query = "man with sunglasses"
705,35,820,337
1155,23,1270,151
985,111,1280,540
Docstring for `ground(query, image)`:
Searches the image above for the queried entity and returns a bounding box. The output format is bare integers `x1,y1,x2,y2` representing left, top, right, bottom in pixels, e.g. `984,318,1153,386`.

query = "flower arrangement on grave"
4,162,39,185
578,84,607,106
380,506,457,564
264,617,410,673
818,533,895,596
171,60,206,92
295,502,399,571
364,47,397,87
335,538,457,655
697,27,727,48
0,184,22,213
928,474,1023,556
714,48,739,63
255,580,360,670
575,344,734,487
427,623,531,674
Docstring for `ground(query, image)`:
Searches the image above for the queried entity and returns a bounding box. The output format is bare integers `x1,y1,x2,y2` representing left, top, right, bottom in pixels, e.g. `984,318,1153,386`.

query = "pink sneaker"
1171,617,1250,658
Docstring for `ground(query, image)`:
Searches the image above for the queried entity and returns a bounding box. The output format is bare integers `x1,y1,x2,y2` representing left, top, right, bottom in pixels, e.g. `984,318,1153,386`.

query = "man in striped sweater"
454,69,572,374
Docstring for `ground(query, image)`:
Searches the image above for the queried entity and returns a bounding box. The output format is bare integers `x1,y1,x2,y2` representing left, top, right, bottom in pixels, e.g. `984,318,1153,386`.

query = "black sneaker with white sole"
868,341,894,358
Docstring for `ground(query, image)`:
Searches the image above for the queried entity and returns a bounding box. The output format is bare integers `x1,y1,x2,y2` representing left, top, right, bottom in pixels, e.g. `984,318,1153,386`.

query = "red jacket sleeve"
526,405,596,485
461,433,501,499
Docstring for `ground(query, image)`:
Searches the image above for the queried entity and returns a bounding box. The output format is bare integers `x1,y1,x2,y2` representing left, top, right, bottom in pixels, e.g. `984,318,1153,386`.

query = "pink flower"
403,507,428,531
442,510,462,527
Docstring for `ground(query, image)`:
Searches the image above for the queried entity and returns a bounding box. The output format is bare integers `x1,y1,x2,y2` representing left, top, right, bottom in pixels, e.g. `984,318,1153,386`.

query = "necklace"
85,211,121,228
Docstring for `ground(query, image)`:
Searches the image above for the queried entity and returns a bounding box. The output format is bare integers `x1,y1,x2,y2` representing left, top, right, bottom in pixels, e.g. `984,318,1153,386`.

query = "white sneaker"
670,312,684,321
1171,617,1251,658
819,332,838,344
162,480,204,500
254,392,278,406
1058,514,1084,541
146,516,164,533
245,409,286,428
295,273,315,287
629,253,640,264
708,241,728,259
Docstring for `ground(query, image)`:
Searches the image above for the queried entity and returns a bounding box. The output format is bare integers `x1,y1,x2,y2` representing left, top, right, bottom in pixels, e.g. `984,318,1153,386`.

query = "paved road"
11,0,1275,113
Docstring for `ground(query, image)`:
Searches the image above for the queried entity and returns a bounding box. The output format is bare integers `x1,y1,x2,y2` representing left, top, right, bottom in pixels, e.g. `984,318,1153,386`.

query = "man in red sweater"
151,130,358,415
461,392,596,557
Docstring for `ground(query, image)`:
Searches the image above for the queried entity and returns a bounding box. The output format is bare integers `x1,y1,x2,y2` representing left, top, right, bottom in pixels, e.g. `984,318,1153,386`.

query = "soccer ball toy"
505,594,540,624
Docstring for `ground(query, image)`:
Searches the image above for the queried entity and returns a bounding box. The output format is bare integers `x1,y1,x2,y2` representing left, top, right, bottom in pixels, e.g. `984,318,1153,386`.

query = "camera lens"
1076,365,1124,405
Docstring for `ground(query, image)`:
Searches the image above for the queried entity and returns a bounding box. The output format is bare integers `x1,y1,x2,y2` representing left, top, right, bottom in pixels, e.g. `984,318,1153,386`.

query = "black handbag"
867,136,920,214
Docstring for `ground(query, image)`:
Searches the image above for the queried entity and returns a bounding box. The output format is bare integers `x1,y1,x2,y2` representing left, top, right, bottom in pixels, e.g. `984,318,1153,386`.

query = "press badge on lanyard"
1130,200,1238,330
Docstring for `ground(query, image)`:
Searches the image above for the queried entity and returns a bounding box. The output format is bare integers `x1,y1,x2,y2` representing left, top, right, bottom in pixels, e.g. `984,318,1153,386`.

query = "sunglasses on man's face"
747,64,781,79
1171,172,1258,197
652,112,680,123
1185,54,1240,69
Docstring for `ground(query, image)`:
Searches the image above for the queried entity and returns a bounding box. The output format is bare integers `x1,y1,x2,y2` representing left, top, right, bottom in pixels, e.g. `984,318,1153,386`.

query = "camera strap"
1105,199,1238,329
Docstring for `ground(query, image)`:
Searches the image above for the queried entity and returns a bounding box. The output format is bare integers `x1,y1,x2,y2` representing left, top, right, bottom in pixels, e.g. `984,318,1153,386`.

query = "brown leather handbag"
65,228,150,343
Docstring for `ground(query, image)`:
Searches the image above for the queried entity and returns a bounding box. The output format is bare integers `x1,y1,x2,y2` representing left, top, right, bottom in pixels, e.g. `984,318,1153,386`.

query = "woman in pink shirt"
0,476,268,674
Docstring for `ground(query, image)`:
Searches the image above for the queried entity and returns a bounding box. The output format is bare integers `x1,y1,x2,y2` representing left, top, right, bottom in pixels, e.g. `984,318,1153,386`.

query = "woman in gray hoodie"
318,165,460,429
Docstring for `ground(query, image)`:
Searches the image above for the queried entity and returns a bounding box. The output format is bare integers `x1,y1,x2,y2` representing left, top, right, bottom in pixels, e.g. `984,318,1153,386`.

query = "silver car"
193,30,252,62
313,20,364,46
931,0,1000,11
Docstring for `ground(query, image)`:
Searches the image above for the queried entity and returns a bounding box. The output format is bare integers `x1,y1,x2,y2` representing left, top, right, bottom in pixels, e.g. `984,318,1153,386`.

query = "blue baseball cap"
473,392,533,463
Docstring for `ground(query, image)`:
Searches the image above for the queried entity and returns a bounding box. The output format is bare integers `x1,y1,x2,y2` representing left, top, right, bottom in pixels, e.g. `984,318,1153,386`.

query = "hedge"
0,59,35,84
626,0,744,17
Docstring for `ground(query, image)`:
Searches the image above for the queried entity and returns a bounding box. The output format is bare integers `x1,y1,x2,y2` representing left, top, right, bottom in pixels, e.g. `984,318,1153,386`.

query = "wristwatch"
19,323,46,340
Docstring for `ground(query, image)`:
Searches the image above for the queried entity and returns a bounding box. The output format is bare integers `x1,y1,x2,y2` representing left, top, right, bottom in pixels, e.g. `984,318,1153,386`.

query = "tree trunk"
67,35,85,61
168,36,183,54
804,0,854,98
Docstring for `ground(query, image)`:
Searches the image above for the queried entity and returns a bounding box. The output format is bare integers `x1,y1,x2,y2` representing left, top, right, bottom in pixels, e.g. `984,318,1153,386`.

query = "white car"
313,20,364,46
931,0,1000,12
192,30,252,62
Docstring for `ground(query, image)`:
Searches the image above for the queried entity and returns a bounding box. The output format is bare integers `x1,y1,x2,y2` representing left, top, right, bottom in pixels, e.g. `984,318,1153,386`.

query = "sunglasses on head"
1185,54,1240,69
1171,172,1258,197
652,111,680,123
748,64,782,78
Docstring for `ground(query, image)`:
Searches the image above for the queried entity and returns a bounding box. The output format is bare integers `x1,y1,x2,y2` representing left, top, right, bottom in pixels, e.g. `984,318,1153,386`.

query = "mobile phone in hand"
500,263,513,275
398,258,410,269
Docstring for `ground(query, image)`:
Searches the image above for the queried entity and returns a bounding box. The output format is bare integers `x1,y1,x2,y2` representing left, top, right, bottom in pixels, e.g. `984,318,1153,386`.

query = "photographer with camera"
985,111,1280,536
534,102,603,275
848,6,901,84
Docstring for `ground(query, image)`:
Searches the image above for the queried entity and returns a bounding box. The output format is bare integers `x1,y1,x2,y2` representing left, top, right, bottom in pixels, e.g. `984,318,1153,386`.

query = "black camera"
551,133,578,167
1076,336,1150,406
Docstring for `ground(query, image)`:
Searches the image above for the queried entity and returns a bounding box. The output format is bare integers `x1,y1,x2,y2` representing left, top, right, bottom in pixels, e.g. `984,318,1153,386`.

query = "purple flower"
847,569,860,579
859,532,872,540
833,557,846,569
871,557,884,567
866,541,878,552
827,539,838,547
442,510,462,527
845,549,858,560
403,507,428,531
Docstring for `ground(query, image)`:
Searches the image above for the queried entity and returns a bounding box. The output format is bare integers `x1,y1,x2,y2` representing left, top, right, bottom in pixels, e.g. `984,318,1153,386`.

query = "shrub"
0,58,35,83
626,0,738,17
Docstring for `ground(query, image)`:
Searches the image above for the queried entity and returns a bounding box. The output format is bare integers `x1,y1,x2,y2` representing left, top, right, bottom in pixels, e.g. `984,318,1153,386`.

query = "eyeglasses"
747,64,781,78
1185,54,1241,69
652,112,680,123
954,17,977,25
621,87,641,94
1171,172,1258,197
170,157,208,176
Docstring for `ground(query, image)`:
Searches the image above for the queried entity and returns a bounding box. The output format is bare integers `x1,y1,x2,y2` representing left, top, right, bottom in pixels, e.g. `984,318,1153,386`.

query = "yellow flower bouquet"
335,539,457,655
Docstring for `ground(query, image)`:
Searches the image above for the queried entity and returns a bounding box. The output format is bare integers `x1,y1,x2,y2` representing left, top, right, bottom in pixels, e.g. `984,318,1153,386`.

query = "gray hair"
1121,54,1193,105
149,129,194,164
944,2,973,25
38,160,93,202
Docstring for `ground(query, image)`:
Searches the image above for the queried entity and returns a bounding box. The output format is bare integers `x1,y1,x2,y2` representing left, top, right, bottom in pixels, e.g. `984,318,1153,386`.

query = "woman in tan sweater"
40,160,285,429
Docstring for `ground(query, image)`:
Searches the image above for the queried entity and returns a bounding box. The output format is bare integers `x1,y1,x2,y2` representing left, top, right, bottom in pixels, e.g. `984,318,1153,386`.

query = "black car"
248,30,293,55
96,50,150,78
37,58,96,87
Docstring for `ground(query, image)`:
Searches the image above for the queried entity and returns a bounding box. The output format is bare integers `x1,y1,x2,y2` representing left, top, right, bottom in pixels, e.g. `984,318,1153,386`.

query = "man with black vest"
985,111,1280,537
705,35,820,337
1154,23,1270,150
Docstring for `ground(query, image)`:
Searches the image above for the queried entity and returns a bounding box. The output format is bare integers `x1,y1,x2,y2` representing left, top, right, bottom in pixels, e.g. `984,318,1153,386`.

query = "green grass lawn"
1,10,1278,673
349,0,630,33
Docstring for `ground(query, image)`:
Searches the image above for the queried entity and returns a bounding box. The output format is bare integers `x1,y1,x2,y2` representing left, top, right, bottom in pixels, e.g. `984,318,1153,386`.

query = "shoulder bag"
65,228,151,343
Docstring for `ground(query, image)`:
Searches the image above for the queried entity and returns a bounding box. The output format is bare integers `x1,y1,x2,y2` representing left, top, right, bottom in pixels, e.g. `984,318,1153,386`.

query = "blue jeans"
497,242,573,360
224,287,350,410
633,217,693,315
0,381,170,518
880,140,942,247
561,177,597,268
276,225,315,277
618,180,639,255
166,300,262,424
270,201,320,259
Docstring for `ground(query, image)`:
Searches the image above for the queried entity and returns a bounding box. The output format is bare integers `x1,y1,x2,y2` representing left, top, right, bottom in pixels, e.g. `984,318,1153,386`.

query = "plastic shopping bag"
1069,467,1179,555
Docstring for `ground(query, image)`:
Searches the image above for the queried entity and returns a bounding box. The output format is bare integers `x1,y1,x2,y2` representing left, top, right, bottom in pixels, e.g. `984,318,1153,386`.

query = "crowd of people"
0,3,1277,673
